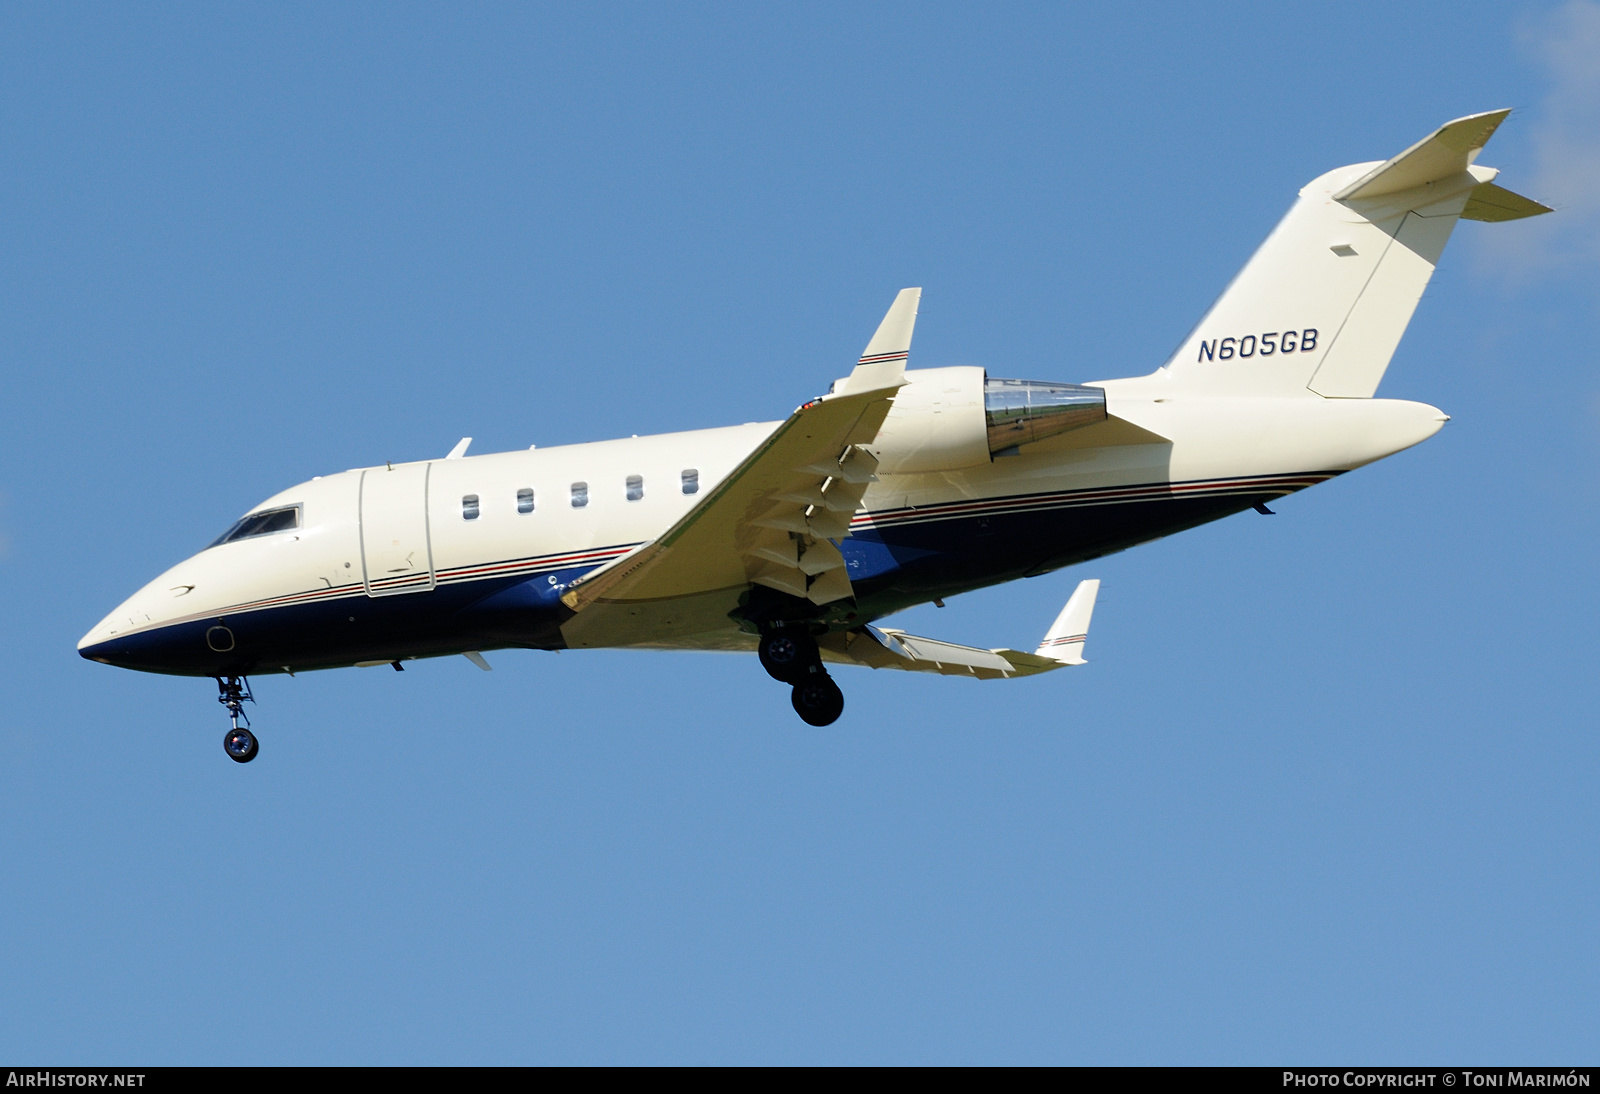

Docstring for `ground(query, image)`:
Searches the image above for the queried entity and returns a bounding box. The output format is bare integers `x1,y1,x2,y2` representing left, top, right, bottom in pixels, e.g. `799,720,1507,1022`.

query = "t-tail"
1161,110,1550,399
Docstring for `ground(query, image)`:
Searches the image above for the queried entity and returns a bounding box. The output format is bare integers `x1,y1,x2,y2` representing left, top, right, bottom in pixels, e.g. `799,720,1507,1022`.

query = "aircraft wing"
559,289,920,647
817,579,1101,679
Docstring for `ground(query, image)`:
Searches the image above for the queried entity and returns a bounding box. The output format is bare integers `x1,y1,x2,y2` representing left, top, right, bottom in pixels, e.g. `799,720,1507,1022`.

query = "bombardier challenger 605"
79,110,1550,762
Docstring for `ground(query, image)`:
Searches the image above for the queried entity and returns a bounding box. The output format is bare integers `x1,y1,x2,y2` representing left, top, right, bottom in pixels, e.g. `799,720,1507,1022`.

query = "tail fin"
1035,579,1100,665
1162,110,1550,399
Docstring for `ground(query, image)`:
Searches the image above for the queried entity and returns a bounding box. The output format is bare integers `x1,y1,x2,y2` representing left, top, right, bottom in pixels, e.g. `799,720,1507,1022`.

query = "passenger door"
359,463,436,596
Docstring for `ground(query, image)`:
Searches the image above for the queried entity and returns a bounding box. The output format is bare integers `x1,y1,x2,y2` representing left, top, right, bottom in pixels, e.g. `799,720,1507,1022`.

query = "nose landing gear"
758,627,845,726
217,676,259,763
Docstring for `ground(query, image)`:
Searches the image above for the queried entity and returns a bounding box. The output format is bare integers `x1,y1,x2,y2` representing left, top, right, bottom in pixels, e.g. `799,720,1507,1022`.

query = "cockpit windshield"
208,505,300,548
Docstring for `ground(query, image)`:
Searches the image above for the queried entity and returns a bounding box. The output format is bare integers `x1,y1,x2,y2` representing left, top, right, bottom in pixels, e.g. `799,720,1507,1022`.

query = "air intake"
984,378,1107,456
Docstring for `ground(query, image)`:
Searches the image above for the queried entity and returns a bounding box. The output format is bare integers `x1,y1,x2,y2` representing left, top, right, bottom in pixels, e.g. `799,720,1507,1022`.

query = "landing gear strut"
217,676,259,763
759,627,845,726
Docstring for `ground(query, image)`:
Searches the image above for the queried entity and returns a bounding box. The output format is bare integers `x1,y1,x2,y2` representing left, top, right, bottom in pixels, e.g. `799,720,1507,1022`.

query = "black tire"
790,673,845,727
224,727,259,763
759,629,819,683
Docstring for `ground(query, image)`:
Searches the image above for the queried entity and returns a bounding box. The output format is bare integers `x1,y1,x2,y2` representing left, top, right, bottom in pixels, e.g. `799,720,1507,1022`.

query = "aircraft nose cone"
78,628,142,668
78,618,228,676
78,639,112,664
78,613,126,664
78,552,250,676
77,592,225,676
78,624,149,669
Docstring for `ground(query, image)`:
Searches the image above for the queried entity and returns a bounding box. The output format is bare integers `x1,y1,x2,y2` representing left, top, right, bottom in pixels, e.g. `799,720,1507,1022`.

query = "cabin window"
571,482,588,508
681,469,699,495
461,494,480,520
517,488,535,514
208,505,301,548
626,474,644,501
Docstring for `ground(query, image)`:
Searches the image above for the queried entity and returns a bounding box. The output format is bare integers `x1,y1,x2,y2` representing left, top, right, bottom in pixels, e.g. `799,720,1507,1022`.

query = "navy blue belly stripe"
850,471,1336,532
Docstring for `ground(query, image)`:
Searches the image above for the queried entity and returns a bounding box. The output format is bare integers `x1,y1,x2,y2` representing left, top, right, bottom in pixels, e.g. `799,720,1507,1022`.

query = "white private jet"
80,110,1550,762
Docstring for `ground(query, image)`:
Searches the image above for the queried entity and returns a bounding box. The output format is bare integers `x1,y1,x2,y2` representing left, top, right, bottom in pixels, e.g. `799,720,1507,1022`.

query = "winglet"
1035,579,1100,665
834,287,920,396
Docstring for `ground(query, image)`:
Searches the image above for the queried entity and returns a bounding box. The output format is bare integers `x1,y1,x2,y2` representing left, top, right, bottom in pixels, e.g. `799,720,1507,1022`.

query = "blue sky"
2,1,1598,1064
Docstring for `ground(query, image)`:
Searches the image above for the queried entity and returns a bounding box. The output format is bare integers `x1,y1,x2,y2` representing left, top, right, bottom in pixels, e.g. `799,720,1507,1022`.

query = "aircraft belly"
845,470,1335,611
559,587,752,650
855,494,1225,596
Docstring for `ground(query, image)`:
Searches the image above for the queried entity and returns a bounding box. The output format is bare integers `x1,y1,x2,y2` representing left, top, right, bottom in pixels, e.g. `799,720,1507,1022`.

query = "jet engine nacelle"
869,366,1108,474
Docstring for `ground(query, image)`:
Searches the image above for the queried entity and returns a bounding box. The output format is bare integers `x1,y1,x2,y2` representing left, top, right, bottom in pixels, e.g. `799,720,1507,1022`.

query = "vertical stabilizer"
1161,110,1546,399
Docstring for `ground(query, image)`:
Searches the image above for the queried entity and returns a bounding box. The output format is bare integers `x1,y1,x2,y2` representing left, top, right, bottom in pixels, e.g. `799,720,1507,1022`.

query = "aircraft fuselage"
78,385,1444,677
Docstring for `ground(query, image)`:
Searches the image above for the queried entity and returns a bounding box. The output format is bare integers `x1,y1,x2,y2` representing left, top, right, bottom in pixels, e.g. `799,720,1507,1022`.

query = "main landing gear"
758,628,845,726
217,676,259,763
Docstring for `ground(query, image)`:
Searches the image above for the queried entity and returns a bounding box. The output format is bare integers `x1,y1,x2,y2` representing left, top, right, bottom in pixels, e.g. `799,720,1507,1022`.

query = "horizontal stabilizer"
1334,109,1510,201
1461,181,1553,222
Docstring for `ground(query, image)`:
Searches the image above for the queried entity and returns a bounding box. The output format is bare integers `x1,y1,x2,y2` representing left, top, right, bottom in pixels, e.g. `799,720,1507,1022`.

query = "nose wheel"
216,676,260,763
224,726,259,762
